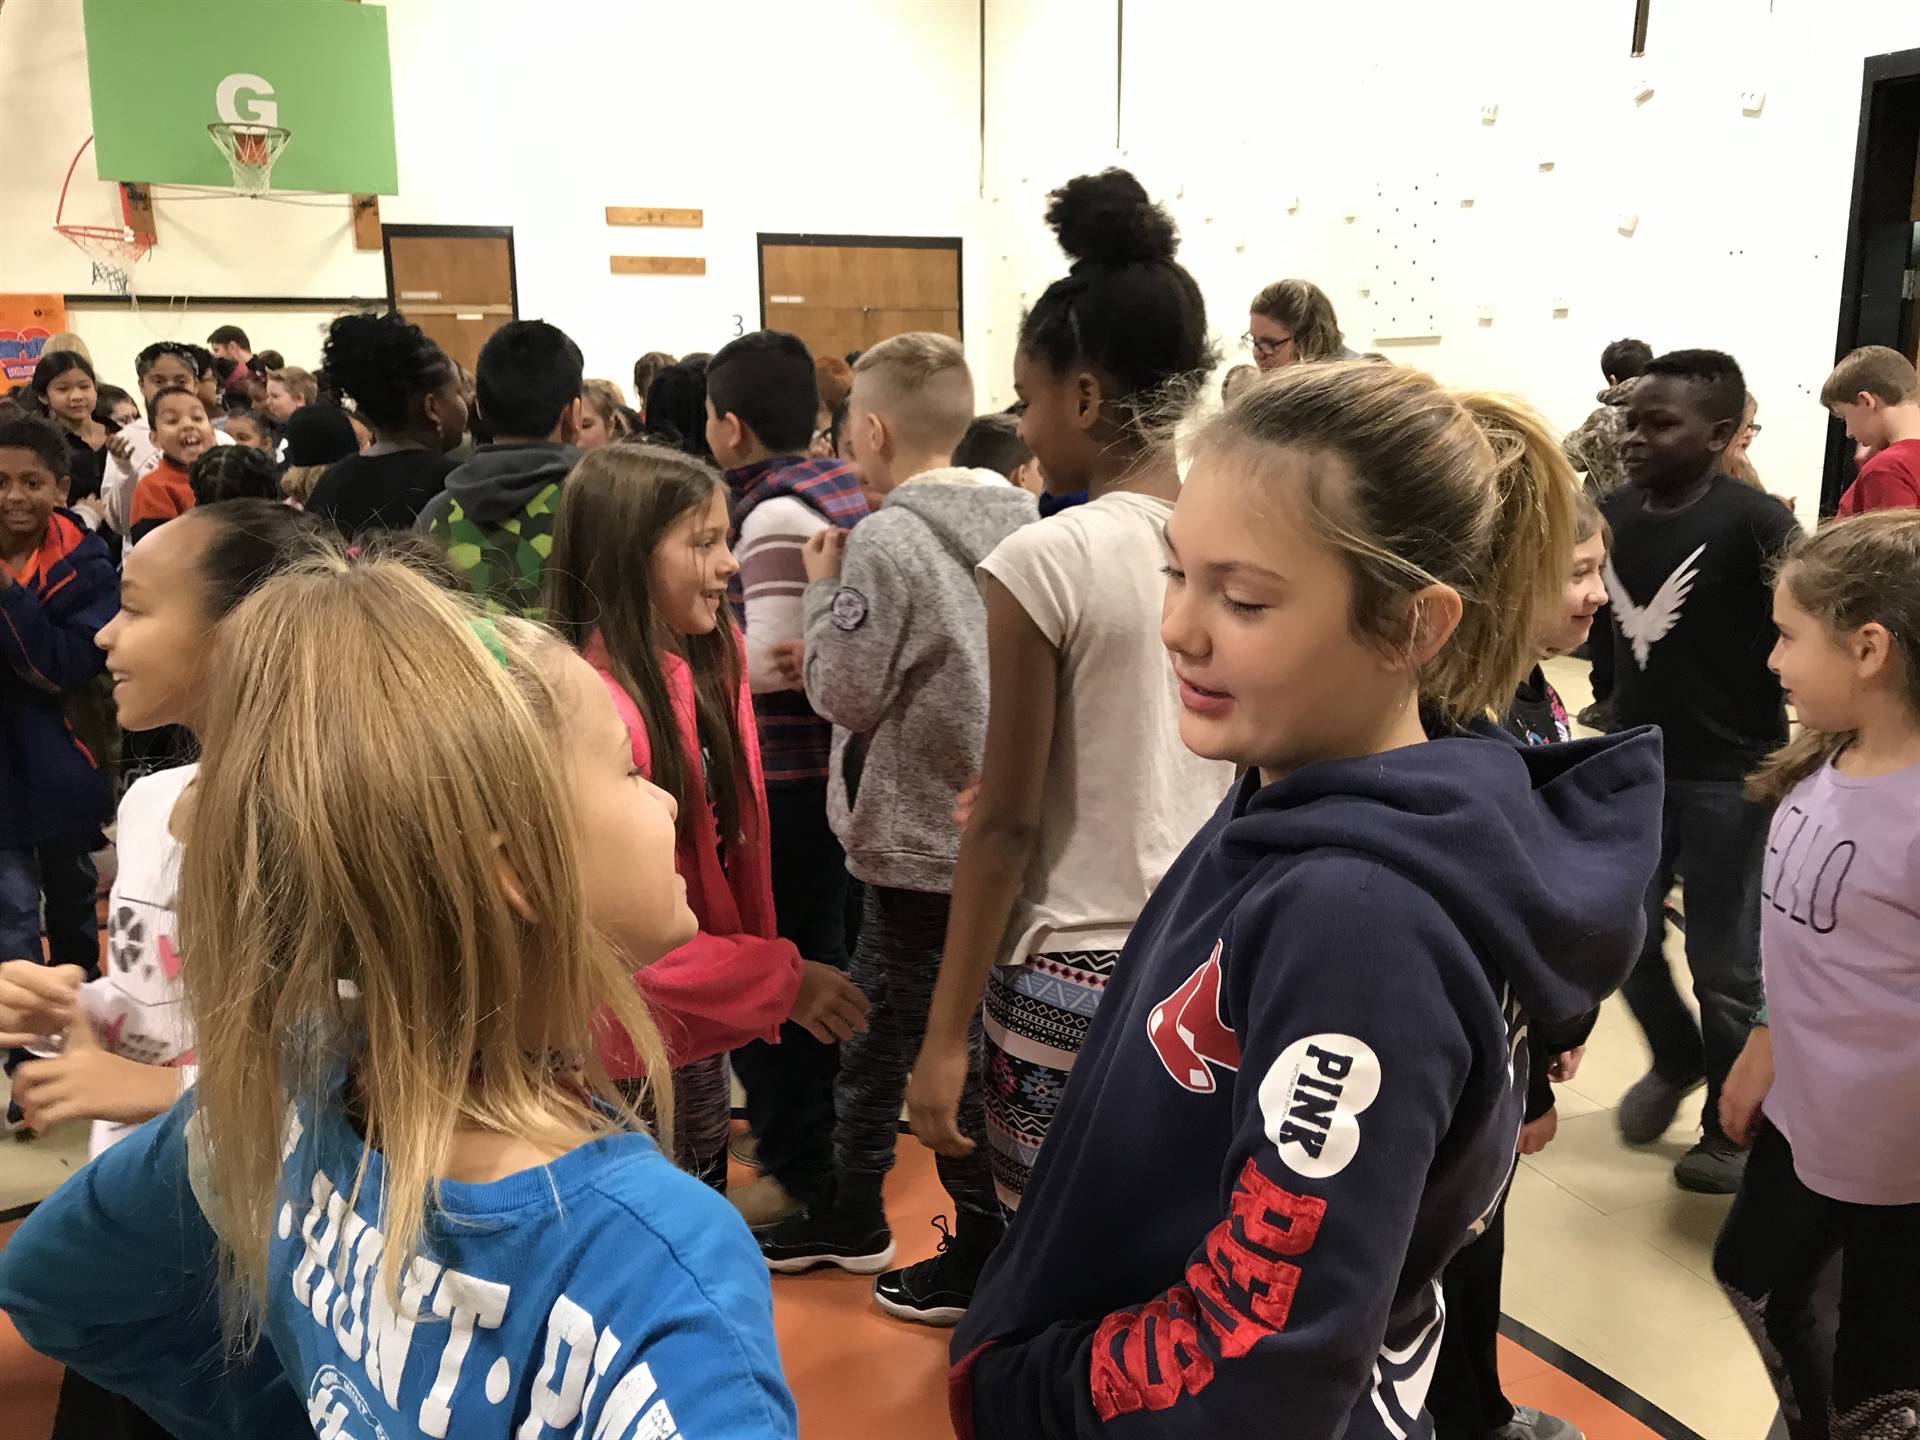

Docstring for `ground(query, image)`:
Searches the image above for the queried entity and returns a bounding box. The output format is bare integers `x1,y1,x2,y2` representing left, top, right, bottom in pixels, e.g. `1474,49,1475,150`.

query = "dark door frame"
381,223,520,318
1829,48,1920,513
755,233,965,340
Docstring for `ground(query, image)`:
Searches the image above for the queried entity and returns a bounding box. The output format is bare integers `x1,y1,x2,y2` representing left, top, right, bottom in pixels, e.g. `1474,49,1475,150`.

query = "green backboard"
81,0,398,195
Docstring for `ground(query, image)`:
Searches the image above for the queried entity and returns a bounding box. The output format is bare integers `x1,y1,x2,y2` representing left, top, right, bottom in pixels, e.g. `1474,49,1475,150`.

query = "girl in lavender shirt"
1715,511,1920,1440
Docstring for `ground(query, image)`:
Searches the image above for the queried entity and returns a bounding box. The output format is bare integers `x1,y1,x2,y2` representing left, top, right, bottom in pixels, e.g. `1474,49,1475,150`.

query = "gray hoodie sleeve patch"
829,586,870,631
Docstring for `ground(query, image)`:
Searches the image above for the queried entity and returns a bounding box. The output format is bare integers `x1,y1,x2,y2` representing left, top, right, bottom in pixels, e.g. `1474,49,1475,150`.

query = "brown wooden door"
760,238,960,362
384,228,517,372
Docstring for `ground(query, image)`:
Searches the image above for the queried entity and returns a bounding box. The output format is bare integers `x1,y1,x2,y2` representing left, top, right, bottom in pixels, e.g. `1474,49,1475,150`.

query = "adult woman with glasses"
1244,278,1355,372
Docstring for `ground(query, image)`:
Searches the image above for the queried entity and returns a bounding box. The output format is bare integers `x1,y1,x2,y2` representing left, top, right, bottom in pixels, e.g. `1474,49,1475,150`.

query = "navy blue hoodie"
951,722,1663,1440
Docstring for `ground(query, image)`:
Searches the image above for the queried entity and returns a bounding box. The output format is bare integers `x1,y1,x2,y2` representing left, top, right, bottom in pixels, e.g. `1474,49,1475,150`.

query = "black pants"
1429,1200,1513,1438
1622,779,1768,1143
1589,607,1617,704
53,1370,175,1438
1714,1125,1920,1440
833,885,995,1223
731,777,848,1208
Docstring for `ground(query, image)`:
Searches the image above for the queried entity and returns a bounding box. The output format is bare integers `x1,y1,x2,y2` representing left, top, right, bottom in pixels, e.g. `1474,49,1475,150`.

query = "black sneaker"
872,1216,999,1327
760,1206,894,1275
1575,701,1614,733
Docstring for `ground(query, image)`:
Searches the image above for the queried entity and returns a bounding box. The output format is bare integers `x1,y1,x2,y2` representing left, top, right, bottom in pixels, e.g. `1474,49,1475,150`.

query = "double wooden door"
759,236,961,362
383,225,518,373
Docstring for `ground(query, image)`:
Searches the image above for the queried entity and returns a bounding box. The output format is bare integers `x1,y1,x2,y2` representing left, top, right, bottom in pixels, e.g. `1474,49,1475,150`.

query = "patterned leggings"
981,949,1120,1211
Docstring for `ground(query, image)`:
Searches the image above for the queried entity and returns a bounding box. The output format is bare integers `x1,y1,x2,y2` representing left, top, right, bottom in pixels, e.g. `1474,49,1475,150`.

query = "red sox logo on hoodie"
1146,941,1240,1093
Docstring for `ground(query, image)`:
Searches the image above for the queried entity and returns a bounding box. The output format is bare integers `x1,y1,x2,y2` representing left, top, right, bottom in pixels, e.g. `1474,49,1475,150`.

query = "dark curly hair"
321,311,457,433
1018,168,1211,428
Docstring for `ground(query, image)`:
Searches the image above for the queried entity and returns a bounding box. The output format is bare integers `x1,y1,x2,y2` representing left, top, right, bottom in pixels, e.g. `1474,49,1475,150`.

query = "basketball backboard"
81,0,398,196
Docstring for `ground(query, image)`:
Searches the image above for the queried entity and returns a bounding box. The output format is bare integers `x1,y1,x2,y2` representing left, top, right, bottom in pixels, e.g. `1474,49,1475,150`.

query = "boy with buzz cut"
1602,348,1800,1195
0,414,118,1129
757,334,1036,1323
704,329,869,1232
1822,344,1920,515
417,319,584,617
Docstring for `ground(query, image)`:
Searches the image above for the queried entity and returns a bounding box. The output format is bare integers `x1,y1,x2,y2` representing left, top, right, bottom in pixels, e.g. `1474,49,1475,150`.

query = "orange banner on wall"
0,295,69,385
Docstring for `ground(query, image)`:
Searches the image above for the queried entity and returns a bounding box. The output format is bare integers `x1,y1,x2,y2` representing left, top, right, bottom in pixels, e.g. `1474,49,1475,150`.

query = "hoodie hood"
1597,376,1641,407
880,467,1035,569
1221,722,1663,1022
443,441,579,524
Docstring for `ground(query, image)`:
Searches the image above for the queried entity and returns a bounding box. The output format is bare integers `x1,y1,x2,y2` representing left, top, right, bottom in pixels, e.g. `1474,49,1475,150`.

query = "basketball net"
208,122,291,198
51,136,151,296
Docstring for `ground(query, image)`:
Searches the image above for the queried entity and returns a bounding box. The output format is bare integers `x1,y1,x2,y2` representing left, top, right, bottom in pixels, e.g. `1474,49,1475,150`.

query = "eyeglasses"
1241,331,1294,358
1746,422,1764,437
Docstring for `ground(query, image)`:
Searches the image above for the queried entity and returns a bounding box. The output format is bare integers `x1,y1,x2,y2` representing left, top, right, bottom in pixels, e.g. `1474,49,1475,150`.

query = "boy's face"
140,354,197,402
1828,397,1890,450
0,447,66,549
704,399,750,470
1541,532,1609,659
842,377,895,500
1620,376,1733,493
153,393,213,466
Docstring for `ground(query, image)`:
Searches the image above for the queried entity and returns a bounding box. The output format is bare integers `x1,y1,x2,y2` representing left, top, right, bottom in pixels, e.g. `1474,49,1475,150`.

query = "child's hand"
789,960,869,1044
801,528,848,584
1517,1106,1559,1155
106,433,133,463
771,640,805,687
11,1011,182,1130
1719,1027,1774,1146
0,961,85,1047
952,777,980,830
907,1038,975,1156
1548,1046,1585,1083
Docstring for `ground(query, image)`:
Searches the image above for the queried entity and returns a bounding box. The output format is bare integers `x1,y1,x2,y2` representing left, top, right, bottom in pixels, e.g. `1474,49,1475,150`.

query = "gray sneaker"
1675,1136,1747,1194
1616,1070,1705,1145
1492,1406,1584,1440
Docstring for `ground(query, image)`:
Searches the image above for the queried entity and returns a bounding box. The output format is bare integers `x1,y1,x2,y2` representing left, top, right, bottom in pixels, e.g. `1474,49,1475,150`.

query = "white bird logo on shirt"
1605,543,1706,670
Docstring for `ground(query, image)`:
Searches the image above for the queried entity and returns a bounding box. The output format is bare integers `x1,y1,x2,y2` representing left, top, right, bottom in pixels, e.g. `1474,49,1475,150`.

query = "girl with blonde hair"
951,361,1662,1437
0,554,797,1439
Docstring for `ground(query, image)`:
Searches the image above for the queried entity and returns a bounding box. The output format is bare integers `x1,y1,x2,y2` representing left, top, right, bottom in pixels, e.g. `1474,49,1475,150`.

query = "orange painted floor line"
2,1140,1675,1440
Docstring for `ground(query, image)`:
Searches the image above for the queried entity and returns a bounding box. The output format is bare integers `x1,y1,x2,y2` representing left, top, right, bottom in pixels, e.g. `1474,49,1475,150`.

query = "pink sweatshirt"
585,633,802,1076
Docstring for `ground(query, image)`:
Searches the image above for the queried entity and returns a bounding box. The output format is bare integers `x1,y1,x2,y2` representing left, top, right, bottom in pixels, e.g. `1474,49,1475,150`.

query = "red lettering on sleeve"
1090,1161,1328,1419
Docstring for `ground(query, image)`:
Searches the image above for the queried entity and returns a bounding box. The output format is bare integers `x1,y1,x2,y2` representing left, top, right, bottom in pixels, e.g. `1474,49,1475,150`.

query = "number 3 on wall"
731,314,744,337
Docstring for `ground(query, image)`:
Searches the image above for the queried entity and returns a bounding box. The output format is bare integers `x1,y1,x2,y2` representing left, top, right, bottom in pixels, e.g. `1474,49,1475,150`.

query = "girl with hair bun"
305,311,469,537
948,361,1662,1438
908,170,1235,1251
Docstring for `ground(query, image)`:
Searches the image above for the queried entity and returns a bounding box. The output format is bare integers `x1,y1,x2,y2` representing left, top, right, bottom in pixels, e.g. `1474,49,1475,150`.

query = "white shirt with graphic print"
81,763,197,1157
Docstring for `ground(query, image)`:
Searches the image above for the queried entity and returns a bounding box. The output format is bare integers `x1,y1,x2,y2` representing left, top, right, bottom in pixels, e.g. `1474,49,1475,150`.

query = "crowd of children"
0,164,1915,1440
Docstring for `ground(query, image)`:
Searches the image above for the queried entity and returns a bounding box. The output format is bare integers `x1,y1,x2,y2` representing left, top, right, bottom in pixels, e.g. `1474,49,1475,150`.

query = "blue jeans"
1621,779,1767,1143
0,840,99,973
1,839,100,1109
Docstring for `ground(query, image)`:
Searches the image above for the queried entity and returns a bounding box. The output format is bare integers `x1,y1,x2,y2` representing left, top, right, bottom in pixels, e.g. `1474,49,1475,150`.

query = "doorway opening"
1829,48,1920,512
757,234,962,363
382,224,518,374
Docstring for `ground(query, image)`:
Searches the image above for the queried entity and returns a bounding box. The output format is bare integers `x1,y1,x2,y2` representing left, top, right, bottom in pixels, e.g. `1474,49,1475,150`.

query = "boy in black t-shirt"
1601,349,1798,1194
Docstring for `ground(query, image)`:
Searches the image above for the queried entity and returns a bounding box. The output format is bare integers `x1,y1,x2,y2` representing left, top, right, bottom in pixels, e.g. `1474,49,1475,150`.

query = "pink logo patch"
157,933,185,980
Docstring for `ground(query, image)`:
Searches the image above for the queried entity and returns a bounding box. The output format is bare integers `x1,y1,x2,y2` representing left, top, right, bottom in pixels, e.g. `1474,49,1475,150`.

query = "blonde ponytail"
1442,391,1579,716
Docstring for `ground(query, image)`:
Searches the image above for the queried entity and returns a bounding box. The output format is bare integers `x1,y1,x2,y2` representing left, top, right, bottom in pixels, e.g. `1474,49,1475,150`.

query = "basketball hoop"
54,225,153,297
52,135,152,295
208,122,291,197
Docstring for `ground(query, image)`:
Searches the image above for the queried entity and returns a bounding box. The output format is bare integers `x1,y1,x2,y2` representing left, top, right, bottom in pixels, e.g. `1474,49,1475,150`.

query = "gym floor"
0,662,1774,1440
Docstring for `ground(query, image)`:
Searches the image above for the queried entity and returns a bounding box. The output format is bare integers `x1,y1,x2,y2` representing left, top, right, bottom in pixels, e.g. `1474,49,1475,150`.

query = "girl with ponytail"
948,361,1664,1440
1716,511,1920,1440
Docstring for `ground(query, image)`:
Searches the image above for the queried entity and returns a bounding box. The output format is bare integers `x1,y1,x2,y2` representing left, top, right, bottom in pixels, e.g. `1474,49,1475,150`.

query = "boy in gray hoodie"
758,334,1036,1324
